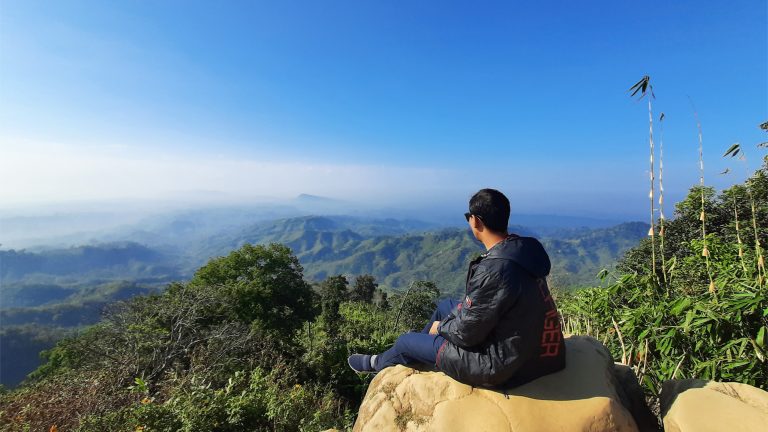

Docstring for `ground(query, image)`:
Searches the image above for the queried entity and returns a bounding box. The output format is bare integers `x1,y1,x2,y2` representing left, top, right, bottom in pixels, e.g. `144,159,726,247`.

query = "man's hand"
429,320,440,335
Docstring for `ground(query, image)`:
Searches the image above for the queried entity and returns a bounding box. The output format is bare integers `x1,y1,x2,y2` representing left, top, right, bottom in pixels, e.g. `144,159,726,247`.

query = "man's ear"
470,216,484,232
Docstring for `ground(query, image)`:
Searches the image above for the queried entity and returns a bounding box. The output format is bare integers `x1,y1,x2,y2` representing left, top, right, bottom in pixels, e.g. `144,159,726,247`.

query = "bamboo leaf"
722,360,750,370
722,143,741,158
671,298,692,315
628,75,651,99
750,339,766,362
683,310,694,331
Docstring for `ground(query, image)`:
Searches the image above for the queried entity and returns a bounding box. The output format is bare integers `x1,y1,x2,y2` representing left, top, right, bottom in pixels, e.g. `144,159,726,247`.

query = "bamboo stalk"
747,176,765,285
628,76,658,283
737,152,764,286
648,98,657,280
734,192,748,274
659,112,668,286
612,317,628,365
690,99,715,295
723,144,749,275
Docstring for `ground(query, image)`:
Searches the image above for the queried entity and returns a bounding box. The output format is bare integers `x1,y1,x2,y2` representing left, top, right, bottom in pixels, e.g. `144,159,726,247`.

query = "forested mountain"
3,157,764,429
0,216,647,389
0,242,178,284
0,281,160,388
192,216,647,295
0,217,647,309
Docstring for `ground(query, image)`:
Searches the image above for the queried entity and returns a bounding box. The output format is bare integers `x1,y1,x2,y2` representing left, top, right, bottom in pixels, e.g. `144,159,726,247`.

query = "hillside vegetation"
0,218,644,389
0,244,416,431
1,160,765,430
560,155,768,401
192,217,647,295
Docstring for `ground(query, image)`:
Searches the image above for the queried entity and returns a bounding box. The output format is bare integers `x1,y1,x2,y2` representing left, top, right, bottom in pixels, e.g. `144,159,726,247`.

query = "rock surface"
353,336,641,432
661,379,768,432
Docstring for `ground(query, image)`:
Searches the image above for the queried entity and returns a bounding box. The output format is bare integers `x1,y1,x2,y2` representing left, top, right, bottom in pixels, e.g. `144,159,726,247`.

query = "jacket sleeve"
438,265,516,348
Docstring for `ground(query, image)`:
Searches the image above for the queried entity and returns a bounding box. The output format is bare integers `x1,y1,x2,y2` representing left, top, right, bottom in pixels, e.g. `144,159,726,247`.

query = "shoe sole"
347,358,377,375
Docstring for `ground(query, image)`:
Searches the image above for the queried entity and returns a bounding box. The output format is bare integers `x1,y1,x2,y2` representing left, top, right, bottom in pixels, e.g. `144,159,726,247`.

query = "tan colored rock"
353,335,639,432
662,380,768,432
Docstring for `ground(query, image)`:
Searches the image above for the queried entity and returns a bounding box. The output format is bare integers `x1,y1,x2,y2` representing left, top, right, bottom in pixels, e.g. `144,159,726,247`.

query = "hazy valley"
0,207,647,388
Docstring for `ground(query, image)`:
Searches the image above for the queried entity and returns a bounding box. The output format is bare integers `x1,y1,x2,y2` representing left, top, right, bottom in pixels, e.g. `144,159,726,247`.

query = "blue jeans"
374,298,459,371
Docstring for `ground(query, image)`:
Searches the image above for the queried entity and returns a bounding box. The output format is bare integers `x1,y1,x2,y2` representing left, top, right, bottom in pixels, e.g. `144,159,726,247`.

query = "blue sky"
0,1,765,218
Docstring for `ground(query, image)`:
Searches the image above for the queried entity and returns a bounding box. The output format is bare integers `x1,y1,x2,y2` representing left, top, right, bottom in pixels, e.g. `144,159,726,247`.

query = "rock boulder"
353,335,645,432
661,379,768,432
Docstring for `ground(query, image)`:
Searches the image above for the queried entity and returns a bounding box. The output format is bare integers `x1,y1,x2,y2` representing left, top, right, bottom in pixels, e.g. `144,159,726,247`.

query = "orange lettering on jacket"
537,279,562,358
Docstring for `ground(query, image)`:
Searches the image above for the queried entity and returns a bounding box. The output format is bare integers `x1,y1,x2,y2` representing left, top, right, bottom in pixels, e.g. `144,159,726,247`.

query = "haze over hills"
0,194,627,250
0,214,649,326
0,210,648,388
2,213,648,297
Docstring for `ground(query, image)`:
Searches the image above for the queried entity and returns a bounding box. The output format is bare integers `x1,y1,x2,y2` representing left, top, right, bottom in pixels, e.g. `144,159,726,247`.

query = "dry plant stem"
392,281,415,332
647,98,657,280
691,102,715,295
671,355,685,379
612,317,628,365
658,113,668,286
740,158,765,285
747,180,766,285
733,193,748,274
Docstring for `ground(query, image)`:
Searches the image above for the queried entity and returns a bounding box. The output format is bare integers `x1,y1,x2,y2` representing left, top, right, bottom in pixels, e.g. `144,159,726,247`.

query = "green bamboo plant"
658,112,668,284
629,76,657,280
722,143,749,274
725,140,766,286
689,99,715,294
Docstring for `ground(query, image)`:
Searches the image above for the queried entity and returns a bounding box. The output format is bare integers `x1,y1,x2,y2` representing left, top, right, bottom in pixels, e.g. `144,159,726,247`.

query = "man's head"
465,188,510,237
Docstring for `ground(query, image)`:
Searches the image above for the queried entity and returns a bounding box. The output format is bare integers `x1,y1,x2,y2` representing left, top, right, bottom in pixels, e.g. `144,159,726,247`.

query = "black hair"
468,188,510,233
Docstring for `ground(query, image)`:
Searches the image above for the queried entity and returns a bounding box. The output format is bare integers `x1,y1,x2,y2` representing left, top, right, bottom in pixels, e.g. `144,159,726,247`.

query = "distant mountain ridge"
185,216,648,296
0,242,177,283
1,216,649,299
0,215,648,388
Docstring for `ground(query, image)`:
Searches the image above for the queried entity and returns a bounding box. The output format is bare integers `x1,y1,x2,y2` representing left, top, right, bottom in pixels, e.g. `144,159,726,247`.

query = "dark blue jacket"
436,234,566,387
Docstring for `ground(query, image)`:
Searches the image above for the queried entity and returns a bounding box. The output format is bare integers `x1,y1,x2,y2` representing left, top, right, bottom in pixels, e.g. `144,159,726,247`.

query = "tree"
349,274,377,303
392,281,440,332
319,275,348,336
189,243,315,337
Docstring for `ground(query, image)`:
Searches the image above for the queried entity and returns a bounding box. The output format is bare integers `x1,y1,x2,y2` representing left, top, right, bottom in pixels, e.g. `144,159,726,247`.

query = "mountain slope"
191,217,648,296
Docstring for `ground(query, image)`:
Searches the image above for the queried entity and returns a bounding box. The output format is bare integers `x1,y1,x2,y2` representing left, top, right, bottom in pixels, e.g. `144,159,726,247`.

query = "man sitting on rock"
348,188,566,388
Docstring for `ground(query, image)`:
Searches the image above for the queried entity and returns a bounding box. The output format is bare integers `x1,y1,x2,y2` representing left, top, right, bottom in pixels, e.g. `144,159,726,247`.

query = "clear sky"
1,0,766,219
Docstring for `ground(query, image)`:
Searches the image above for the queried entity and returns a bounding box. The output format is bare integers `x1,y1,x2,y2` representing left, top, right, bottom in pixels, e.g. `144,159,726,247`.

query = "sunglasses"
464,212,484,222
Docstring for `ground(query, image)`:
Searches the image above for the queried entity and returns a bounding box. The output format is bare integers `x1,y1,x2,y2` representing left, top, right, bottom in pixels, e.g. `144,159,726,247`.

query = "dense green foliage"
0,325,71,389
4,155,765,428
558,156,768,399
1,220,644,389
197,218,647,295
0,244,438,431
0,242,179,285
0,282,159,388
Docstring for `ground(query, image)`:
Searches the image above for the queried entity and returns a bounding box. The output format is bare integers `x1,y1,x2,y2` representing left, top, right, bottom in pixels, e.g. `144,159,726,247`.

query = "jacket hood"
485,235,551,278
